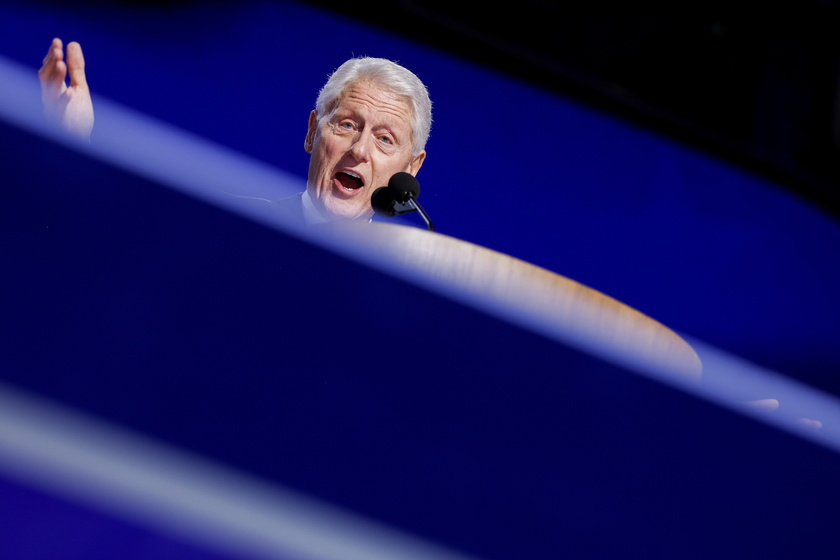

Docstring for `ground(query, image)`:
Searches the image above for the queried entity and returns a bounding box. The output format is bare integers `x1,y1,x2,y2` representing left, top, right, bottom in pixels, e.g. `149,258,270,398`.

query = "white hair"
315,57,432,156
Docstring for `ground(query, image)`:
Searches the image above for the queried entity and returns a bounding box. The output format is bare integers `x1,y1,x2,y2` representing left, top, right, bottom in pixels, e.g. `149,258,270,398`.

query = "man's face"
304,80,426,221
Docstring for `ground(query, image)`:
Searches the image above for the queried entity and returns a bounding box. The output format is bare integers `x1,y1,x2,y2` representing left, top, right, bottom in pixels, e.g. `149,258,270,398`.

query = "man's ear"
406,150,426,176
304,110,318,153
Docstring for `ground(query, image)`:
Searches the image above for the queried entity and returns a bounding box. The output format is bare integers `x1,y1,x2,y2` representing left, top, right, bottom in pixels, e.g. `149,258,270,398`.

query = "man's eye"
333,120,355,131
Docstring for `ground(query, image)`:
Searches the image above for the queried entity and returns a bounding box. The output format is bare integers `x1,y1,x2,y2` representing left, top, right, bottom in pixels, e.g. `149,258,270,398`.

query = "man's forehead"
334,80,414,124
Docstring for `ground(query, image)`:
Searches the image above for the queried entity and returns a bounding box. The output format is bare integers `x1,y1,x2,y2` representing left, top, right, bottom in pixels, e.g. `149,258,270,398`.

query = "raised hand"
38,38,94,140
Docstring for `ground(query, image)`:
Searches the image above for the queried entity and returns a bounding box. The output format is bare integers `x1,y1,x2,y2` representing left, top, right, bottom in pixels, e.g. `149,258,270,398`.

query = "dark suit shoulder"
265,192,305,225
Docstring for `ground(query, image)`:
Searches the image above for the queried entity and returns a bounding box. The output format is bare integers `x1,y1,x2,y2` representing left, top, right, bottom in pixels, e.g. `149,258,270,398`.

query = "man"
38,38,431,224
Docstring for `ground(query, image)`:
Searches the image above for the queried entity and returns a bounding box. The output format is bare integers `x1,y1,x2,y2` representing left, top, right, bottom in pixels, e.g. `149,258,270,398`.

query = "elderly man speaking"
38,38,432,224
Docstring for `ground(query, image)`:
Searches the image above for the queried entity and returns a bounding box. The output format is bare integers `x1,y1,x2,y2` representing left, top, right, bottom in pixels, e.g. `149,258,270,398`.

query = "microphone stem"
407,198,434,231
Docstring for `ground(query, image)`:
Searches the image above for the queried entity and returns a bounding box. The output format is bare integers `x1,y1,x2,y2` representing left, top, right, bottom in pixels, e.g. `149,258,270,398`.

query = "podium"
317,220,702,381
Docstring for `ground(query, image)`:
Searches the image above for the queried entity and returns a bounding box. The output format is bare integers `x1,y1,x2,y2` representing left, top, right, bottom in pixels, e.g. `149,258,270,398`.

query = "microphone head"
388,172,421,203
371,185,397,217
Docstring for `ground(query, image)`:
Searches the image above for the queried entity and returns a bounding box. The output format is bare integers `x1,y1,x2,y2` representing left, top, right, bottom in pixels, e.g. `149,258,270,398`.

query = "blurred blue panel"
3,111,840,559
0,474,238,560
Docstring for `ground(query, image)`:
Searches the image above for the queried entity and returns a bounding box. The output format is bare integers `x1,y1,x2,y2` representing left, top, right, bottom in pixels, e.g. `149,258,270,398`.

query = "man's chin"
322,196,371,221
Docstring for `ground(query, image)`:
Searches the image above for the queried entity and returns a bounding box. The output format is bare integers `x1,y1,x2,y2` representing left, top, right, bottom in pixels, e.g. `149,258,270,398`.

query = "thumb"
65,41,88,88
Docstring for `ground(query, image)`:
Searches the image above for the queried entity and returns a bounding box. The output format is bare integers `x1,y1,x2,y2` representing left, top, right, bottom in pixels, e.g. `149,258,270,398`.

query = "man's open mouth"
336,171,364,191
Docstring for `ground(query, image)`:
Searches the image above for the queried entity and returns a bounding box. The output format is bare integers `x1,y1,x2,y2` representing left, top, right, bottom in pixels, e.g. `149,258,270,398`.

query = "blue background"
2,1,840,558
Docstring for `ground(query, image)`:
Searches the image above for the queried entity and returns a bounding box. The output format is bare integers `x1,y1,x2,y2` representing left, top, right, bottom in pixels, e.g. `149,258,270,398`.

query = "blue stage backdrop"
3,0,838,387
2,1,840,559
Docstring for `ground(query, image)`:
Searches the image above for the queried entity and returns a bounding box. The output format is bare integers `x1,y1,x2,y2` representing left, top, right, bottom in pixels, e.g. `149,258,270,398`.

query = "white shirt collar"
300,189,330,225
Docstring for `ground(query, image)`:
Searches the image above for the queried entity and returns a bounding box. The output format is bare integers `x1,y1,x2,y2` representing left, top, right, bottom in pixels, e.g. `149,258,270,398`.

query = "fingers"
41,37,62,67
38,38,67,93
39,38,63,74
65,41,88,89
36,37,95,140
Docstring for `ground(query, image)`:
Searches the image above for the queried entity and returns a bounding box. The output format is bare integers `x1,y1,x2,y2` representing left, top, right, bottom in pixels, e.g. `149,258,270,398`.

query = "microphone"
388,171,421,204
371,184,399,217
371,172,435,231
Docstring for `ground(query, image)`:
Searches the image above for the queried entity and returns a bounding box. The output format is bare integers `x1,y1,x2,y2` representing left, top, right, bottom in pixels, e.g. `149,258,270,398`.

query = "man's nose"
348,133,371,162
